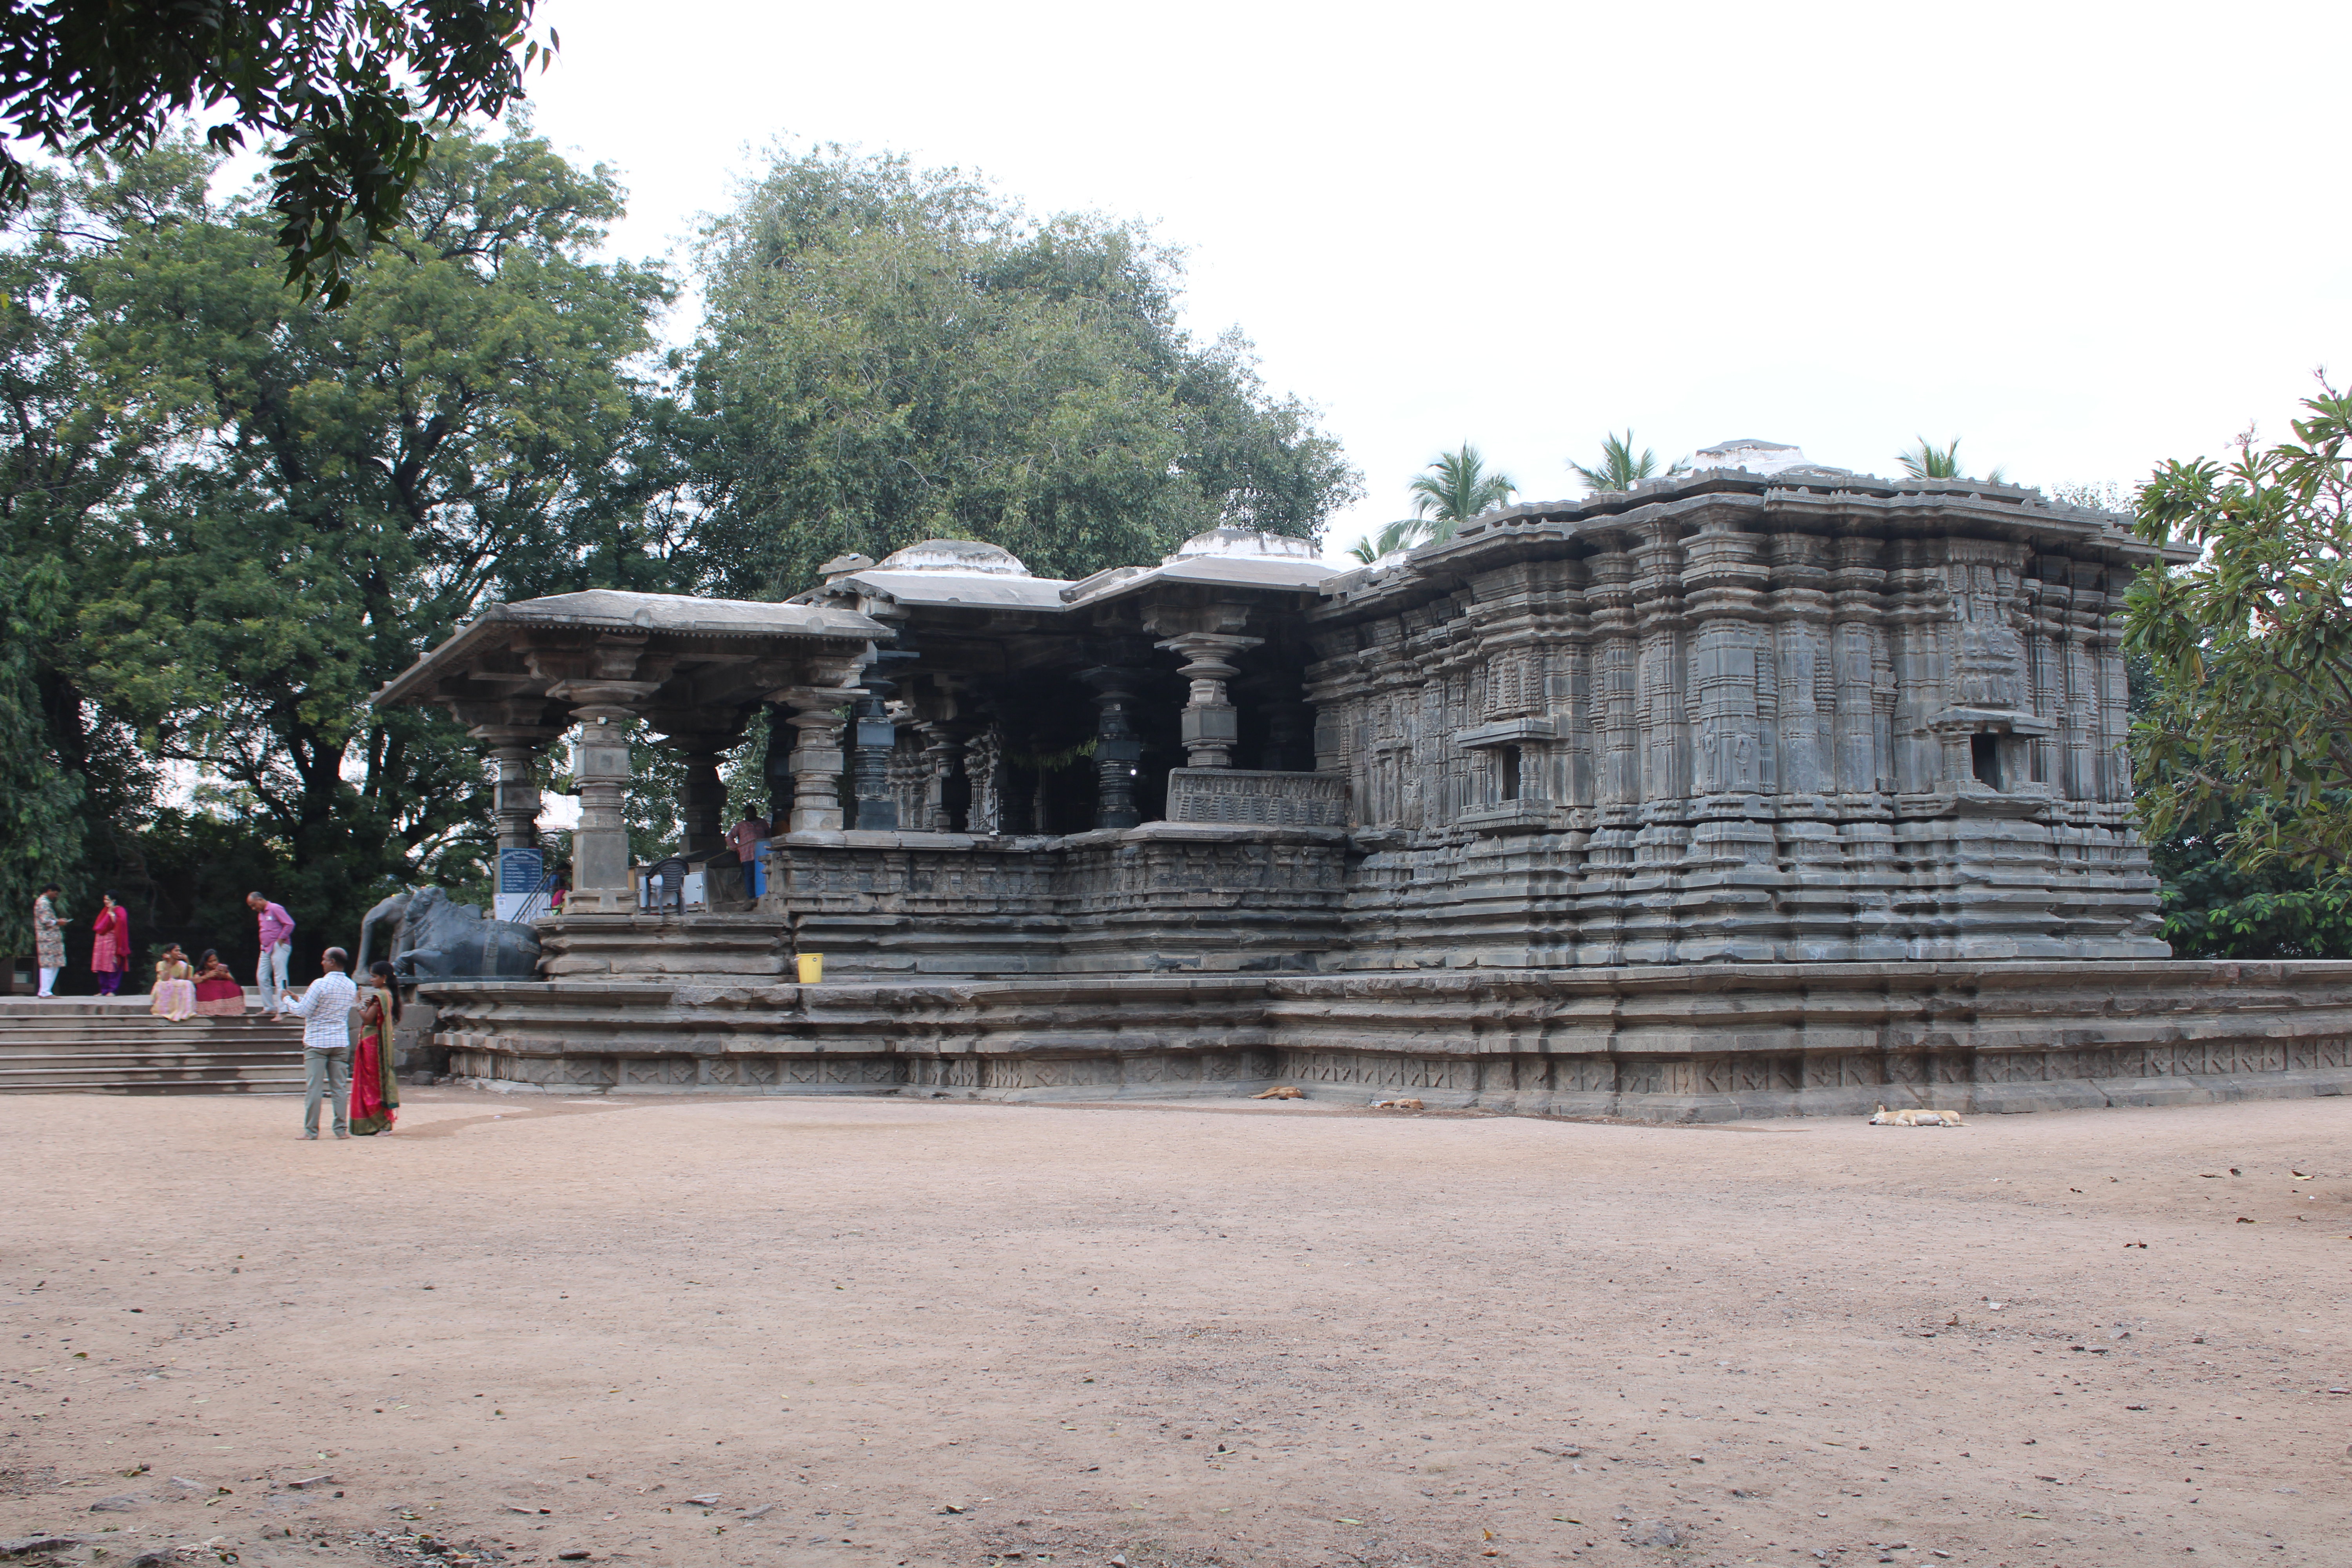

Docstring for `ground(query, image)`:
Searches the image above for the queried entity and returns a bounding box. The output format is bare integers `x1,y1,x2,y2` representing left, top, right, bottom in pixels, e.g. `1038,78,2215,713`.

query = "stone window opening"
1499,746,1523,802
1970,733,2002,790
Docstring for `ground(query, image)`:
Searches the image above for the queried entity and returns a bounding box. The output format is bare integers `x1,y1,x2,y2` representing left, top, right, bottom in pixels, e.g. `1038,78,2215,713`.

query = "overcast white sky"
516,0,2352,561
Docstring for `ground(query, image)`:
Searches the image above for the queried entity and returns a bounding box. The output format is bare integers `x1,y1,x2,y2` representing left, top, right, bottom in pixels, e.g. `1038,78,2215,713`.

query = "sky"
512,0,2352,561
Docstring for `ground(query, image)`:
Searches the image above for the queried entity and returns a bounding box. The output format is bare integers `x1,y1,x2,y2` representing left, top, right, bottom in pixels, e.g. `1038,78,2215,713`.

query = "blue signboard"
498,847,544,893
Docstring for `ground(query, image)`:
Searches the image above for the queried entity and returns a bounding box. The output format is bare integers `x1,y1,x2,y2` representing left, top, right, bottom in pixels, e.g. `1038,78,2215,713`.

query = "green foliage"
1406,444,1514,538
1569,429,1686,494
1898,436,2007,484
0,554,84,949
0,123,672,958
691,147,1359,592
2149,793,2352,959
1345,518,1431,564
0,0,554,307
2125,383,2352,873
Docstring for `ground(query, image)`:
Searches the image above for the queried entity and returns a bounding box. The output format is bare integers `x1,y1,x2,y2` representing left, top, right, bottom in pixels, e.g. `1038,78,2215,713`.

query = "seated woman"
191,949,245,1017
150,945,196,1022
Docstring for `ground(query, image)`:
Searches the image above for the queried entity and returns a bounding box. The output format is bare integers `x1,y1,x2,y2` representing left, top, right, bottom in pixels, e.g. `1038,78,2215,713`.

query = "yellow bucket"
795,953,823,985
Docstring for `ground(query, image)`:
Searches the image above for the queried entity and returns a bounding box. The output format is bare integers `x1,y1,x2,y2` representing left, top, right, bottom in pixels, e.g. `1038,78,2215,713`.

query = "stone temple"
377,445,2352,1118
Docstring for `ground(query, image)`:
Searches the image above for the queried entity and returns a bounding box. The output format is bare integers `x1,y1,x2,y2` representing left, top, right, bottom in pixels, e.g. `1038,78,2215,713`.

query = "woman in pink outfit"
89,891,130,996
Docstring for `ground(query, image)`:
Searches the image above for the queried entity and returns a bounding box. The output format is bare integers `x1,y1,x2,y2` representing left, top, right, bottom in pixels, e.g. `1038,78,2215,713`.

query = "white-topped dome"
1163,526,1321,566
875,539,1034,576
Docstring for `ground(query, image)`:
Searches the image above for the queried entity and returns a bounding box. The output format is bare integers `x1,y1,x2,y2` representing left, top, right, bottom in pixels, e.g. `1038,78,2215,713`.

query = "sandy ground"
1,1089,2348,1568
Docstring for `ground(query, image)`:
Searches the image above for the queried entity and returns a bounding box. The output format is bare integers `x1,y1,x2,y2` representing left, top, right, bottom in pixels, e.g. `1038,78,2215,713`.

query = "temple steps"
0,998,307,1094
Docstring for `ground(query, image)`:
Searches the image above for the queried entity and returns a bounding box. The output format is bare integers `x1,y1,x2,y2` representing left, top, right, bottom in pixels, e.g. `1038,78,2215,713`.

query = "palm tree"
1346,518,1432,564
1570,429,1688,494
1899,436,2008,485
1407,444,1517,542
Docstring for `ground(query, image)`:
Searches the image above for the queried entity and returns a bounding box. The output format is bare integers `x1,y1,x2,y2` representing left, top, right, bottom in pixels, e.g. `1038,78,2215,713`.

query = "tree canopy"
2125,383,2352,875
1569,429,1685,494
0,0,552,305
1405,443,1514,539
688,147,1359,592
1899,436,2006,484
0,122,670,957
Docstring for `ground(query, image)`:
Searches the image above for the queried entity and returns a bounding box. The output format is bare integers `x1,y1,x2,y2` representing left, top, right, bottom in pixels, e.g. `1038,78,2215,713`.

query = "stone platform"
423,959,2352,1122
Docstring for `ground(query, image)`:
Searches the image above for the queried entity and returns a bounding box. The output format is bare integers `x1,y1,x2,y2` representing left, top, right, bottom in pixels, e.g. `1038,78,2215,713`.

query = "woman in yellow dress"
149,944,196,1022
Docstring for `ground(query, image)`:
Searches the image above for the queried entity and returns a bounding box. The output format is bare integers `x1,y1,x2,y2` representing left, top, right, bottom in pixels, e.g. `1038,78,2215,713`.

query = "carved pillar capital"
1156,633,1262,769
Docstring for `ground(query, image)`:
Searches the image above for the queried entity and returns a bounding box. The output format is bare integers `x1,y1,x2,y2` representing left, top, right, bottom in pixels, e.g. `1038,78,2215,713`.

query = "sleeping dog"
1868,1104,1966,1127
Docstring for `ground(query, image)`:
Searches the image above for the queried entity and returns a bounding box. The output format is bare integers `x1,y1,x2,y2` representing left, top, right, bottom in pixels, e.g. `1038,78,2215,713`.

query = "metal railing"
510,871,564,925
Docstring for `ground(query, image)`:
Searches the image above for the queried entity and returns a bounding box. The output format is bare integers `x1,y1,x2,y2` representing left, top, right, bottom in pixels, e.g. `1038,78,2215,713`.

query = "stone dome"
875,539,1034,576
1163,526,1320,565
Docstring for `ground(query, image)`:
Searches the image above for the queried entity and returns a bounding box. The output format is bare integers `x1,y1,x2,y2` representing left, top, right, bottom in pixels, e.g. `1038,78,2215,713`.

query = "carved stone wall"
1307,485,2165,965
1165,768,1350,828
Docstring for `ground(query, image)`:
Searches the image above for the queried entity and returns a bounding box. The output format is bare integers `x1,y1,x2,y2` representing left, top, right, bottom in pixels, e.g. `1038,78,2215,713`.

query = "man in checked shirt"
284,946,359,1140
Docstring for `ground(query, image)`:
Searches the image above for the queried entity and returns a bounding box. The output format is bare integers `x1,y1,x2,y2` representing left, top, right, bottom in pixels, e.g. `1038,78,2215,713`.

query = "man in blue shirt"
285,947,358,1140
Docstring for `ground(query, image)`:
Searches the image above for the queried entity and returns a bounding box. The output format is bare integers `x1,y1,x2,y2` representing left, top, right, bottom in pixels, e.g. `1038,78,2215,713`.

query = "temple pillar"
1155,633,1262,769
919,720,975,831
668,737,734,857
850,677,899,831
566,706,637,913
762,703,795,826
459,726,563,852
1079,667,1145,830
778,688,853,833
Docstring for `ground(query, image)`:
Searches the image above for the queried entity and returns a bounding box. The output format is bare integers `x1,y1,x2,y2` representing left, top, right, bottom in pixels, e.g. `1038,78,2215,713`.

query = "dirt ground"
2,1089,2347,1568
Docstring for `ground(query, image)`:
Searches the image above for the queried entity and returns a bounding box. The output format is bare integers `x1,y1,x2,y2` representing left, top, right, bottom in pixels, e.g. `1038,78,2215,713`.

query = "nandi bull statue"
358,886,542,983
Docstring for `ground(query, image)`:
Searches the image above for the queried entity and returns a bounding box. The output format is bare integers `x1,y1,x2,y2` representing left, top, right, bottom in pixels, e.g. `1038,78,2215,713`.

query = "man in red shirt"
724,808,772,858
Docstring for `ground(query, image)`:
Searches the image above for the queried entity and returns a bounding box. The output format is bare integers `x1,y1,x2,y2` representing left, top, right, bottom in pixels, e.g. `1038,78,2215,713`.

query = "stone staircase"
0,995,308,1094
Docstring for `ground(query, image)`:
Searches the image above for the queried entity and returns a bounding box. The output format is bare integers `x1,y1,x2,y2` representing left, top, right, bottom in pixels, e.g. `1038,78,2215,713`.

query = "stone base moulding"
423,959,2352,1123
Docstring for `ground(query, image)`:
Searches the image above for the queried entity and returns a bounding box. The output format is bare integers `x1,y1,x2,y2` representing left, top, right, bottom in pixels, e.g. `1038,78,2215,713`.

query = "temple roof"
375,590,886,719
1062,530,1339,609
795,528,1337,620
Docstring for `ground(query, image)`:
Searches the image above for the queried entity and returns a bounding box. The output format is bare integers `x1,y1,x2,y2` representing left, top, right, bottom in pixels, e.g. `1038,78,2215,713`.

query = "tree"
0,553,84,950
0,0,553,307
47,123,670,949
1569,429,1686,494
1345,517,1430,564
690,146,1359,593
1406,443,1514,542
1898,436,2007,484
2147,792,2352,959
2125,382,2352,874
0,155,178,941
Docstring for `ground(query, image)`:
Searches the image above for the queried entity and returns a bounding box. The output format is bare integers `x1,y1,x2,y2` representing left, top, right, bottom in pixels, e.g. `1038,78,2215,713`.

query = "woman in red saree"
348,960,402,1136
89,892,130,995
191,949,244,1016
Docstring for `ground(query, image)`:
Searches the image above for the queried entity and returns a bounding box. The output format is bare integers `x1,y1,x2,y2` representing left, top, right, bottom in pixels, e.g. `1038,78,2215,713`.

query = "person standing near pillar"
725,806,772,858
249,890,296,1018
32,883,64,996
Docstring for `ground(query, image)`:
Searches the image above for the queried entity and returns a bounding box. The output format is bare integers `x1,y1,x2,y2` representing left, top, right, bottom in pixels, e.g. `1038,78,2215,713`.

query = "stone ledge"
419,960,2352,1123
